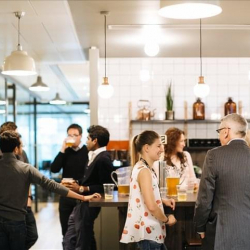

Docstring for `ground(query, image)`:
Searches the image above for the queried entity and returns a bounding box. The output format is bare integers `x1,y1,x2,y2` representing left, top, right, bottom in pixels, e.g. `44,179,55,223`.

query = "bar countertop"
89,191,198,207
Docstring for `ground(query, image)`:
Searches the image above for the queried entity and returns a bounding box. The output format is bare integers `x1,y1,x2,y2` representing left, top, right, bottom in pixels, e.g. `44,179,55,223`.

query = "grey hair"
221,113,248,137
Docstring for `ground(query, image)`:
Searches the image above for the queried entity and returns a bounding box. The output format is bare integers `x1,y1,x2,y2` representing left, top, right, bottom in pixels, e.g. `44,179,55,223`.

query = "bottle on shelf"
224,97,237,115
193,98,205,120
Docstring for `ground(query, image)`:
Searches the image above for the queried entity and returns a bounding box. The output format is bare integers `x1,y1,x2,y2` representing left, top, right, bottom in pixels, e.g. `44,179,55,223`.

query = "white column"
89,47,99,125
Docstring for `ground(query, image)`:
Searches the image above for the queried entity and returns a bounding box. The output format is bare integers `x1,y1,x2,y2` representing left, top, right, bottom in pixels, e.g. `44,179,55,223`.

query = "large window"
16,103,90,169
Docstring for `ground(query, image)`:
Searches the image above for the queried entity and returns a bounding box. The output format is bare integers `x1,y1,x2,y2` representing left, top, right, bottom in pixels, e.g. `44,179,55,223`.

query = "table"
89,191,199,250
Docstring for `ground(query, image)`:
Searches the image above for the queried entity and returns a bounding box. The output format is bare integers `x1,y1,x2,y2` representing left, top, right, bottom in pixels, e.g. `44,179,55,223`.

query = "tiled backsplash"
98,58,250,140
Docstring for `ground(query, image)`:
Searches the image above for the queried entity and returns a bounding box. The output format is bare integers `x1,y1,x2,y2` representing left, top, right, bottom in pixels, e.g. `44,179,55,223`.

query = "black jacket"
79,151,114,194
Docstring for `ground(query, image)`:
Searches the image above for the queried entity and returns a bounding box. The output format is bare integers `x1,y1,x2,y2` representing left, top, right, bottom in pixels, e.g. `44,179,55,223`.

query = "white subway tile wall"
98,58,250,140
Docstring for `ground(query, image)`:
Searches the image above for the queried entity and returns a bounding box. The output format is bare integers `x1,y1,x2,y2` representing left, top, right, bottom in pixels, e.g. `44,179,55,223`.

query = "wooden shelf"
186,147,215,150
130,119,221,124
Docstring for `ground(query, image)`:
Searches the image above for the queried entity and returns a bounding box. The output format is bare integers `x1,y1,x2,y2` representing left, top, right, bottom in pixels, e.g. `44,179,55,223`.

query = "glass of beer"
66,137,75,147
177,185,187,201
118,184,130,196
103,183,115,199
166,177,180,197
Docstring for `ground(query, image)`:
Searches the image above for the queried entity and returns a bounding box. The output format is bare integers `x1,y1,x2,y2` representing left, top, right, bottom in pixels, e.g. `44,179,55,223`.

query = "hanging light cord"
17,15,21,48
200,19,202,76
104,14,107,77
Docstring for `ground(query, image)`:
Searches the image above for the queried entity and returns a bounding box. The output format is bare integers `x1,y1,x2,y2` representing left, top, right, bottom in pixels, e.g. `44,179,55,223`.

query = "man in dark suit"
63,125,114,250
194,113,250,250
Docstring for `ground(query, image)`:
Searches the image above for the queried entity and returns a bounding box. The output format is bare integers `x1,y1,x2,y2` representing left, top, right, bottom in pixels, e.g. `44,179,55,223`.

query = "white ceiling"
0,0,250,102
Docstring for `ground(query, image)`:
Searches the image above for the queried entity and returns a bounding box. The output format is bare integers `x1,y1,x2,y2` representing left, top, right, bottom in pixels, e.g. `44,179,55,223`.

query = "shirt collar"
88,146,106,159
227,138,245,145
88,146,106,165
92,146,106,156
72,141,84,151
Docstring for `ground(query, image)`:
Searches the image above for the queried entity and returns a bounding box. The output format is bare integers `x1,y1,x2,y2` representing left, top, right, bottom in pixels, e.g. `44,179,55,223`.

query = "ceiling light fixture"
98,11,114,99
29,76,49,92
2,12,36,76
49,92,66,105
158,1,222,19
194,19,210,98
144,42,160,57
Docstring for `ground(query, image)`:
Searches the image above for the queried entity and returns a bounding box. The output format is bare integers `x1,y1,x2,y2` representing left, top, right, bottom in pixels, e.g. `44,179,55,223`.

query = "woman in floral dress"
120,130,176,250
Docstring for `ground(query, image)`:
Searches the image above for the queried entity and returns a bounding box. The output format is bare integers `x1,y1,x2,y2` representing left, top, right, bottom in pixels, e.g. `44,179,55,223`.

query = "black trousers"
25,207,38,250
63,202,101,250
59,196,77,236
0,216,26,250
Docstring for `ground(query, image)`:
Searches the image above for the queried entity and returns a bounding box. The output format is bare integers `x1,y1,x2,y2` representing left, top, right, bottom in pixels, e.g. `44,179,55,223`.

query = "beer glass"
166,167,180,197
65,137,75,147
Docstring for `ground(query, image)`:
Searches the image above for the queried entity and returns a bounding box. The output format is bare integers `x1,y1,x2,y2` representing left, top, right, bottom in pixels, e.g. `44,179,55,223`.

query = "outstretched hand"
162,198,175,210
84,193,101,201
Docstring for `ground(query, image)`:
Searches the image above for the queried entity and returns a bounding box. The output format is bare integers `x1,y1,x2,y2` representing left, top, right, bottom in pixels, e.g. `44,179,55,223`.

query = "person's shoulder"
15,160,35,173
96,151,112,163
183,151,191,157
210,145,225,153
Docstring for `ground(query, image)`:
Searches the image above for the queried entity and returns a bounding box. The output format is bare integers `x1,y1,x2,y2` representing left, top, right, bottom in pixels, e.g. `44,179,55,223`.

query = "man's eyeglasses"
68,134,80,137
216,127,230,134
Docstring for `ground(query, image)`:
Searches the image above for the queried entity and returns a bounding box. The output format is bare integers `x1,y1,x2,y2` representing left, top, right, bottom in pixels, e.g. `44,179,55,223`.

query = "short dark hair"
87,125,110,147
0,131,21,153
67,124,82,135
0,121,17,134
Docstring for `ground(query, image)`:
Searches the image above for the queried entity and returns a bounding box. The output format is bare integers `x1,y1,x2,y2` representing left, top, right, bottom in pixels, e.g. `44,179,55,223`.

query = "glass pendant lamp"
193,19,210,98
98,11,114,99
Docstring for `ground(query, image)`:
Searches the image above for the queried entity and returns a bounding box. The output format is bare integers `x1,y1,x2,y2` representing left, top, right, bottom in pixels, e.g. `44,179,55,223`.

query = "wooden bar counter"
90,191,200,250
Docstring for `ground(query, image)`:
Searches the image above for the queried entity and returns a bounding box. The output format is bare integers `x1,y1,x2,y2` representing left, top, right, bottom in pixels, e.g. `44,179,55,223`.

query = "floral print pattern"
120,162,166,244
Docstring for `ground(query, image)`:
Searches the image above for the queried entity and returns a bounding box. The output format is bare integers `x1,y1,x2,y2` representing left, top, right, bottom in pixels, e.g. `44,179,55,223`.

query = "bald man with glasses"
194,113,250,250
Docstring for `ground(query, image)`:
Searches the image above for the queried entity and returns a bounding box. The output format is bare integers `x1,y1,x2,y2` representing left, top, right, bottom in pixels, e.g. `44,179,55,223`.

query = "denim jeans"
0,216,26,250
25,207,38,249
137,240,167,250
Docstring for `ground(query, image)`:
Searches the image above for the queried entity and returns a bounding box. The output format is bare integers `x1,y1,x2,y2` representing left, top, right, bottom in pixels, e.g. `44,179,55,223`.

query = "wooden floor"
31,202,63,250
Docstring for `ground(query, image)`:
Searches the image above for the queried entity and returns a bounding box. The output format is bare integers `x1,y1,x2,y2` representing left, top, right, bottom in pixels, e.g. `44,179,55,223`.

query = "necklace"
140,157,157,178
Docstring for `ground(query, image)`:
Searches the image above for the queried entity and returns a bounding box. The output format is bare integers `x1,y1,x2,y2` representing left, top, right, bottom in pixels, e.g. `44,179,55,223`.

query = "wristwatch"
79,186,84,193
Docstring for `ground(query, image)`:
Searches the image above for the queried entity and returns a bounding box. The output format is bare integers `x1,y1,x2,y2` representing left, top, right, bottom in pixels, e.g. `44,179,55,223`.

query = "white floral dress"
120,162,166,244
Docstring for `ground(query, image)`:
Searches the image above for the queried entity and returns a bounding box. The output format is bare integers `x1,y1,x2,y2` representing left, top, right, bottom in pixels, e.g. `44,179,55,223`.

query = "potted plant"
165,83,174,120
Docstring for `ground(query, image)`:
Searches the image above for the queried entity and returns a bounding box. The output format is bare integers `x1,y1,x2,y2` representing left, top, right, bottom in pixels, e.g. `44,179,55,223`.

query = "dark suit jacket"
194,139,250,250
79,151,114,194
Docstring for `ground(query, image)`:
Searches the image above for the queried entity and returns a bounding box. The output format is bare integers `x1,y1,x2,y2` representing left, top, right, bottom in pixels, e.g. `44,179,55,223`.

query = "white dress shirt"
87,146,106,166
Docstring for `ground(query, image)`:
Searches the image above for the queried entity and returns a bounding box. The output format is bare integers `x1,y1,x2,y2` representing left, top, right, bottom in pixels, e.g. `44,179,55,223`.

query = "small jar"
224,97,236,115
193,98,205,120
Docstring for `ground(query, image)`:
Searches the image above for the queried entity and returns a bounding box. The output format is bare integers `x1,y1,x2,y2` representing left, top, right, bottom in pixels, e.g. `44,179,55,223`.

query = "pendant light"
144,42,160,57
194,19,210,98
158,0,222,19
49,92,66,105
2,12,36,76
98,11,114,99
29,76,50,92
